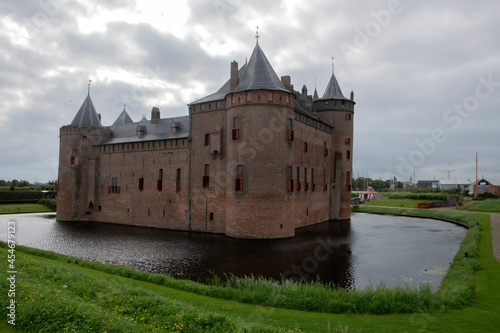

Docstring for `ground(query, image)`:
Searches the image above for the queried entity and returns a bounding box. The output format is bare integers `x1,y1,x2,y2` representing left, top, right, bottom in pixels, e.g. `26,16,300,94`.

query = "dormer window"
171,121,179,134
136,125,145,137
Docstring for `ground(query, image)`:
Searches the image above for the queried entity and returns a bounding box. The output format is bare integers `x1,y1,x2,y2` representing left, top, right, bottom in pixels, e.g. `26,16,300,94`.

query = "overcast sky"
1,0,499,183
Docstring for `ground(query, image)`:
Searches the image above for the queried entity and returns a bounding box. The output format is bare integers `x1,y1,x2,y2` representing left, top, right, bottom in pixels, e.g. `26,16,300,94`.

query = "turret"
313,68,355,220
224,41,296,238
57,91,110,221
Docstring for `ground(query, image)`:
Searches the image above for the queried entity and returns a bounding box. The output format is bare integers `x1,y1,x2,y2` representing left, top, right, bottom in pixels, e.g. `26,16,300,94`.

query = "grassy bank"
0,247,283,332
0,204,54,214
364,198,430,208
1,209,499,331
352,205,408,214
469,199,500,213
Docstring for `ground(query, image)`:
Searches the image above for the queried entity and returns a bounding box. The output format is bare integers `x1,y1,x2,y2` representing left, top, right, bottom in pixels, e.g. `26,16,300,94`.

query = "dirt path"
489,213,500,263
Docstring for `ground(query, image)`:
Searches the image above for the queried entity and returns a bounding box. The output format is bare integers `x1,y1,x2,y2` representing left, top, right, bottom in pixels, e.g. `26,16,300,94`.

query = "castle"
57,40,355,239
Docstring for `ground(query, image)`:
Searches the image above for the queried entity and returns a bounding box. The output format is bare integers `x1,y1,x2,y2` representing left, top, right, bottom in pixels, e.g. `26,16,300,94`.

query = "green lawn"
0,204,54,214
364,198,442,208
469,199,500,213
456,200,478,211
1,210,499,332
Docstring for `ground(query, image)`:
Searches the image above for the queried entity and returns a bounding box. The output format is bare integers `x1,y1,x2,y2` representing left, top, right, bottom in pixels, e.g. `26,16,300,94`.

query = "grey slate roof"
319,72,350,101
97,115,190,145
112,108,134,126
70,93,102,128
312,88,319,101
232,43,289,93
190,43,288,105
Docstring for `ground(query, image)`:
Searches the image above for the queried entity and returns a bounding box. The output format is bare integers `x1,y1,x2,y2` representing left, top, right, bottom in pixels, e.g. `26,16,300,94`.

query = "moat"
0,213,467,289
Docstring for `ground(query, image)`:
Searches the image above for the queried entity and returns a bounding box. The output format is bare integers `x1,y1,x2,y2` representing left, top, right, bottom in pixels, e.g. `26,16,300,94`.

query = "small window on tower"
204,133,210,146
203,164,210,188
287,166,294,193
157,169,163,191
232,117,240,140
110,177,119,194
235,165,243,192
176,168,181,192
71,149,78,165
287,118,294,141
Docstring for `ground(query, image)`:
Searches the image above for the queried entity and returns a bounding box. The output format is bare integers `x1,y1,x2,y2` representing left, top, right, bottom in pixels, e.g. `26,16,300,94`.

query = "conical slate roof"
312,88,319,101
321,71,349,101
112,107,133,126
232,43,288,93
70,93,102,128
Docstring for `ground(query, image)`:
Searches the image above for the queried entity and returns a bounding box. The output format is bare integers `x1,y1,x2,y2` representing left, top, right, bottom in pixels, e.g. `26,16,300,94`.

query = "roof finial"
88,79,92,95
255,26,259,44
331,57,334,74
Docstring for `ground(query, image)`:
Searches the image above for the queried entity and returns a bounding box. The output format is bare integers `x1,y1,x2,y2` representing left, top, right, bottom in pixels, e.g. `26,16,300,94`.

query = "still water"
0,213,467,290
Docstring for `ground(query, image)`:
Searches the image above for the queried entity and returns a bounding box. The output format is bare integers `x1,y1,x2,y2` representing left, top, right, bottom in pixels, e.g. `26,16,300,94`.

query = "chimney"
97,113,102,122
151,107,160,124
281,75,293,91
350,91,355,101
230,61,238,91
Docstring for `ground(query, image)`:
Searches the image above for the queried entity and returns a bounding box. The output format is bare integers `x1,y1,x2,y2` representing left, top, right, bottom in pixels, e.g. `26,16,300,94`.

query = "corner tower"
224,41,296,238
57,90,110,221
314,68,355,220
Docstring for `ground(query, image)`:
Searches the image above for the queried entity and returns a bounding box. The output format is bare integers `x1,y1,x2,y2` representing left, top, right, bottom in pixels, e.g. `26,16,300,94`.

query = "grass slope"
1,209,499,332
0,204,54,214
469,199,500,213
364,198,426,208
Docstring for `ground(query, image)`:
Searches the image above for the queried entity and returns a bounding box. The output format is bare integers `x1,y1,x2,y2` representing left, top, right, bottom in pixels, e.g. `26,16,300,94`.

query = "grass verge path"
489,213,500,262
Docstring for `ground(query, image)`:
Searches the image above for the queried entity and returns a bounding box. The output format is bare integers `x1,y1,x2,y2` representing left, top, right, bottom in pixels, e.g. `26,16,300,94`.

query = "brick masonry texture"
58,47,355,239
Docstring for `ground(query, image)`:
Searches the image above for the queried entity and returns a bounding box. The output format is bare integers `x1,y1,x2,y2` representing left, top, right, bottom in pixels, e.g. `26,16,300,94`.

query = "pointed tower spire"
70,84,102,128
313,88,319,101
232,42,288,93
321,61,348,101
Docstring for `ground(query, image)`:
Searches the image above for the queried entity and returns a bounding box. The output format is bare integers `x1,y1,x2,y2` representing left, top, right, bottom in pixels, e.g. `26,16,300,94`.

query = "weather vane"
88,79,92,94
255,26,259,43
332,57,334,74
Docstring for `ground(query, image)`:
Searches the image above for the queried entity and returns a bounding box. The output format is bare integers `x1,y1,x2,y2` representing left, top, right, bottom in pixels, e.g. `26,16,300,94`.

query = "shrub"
37,198,57,211
0,190,44,204
476,192,499,200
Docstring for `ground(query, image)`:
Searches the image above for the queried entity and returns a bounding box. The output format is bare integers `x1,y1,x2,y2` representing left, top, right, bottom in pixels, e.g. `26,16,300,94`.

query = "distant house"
417,180,439,189
469,179,500,196
438,180,472,191
360,187,383,202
